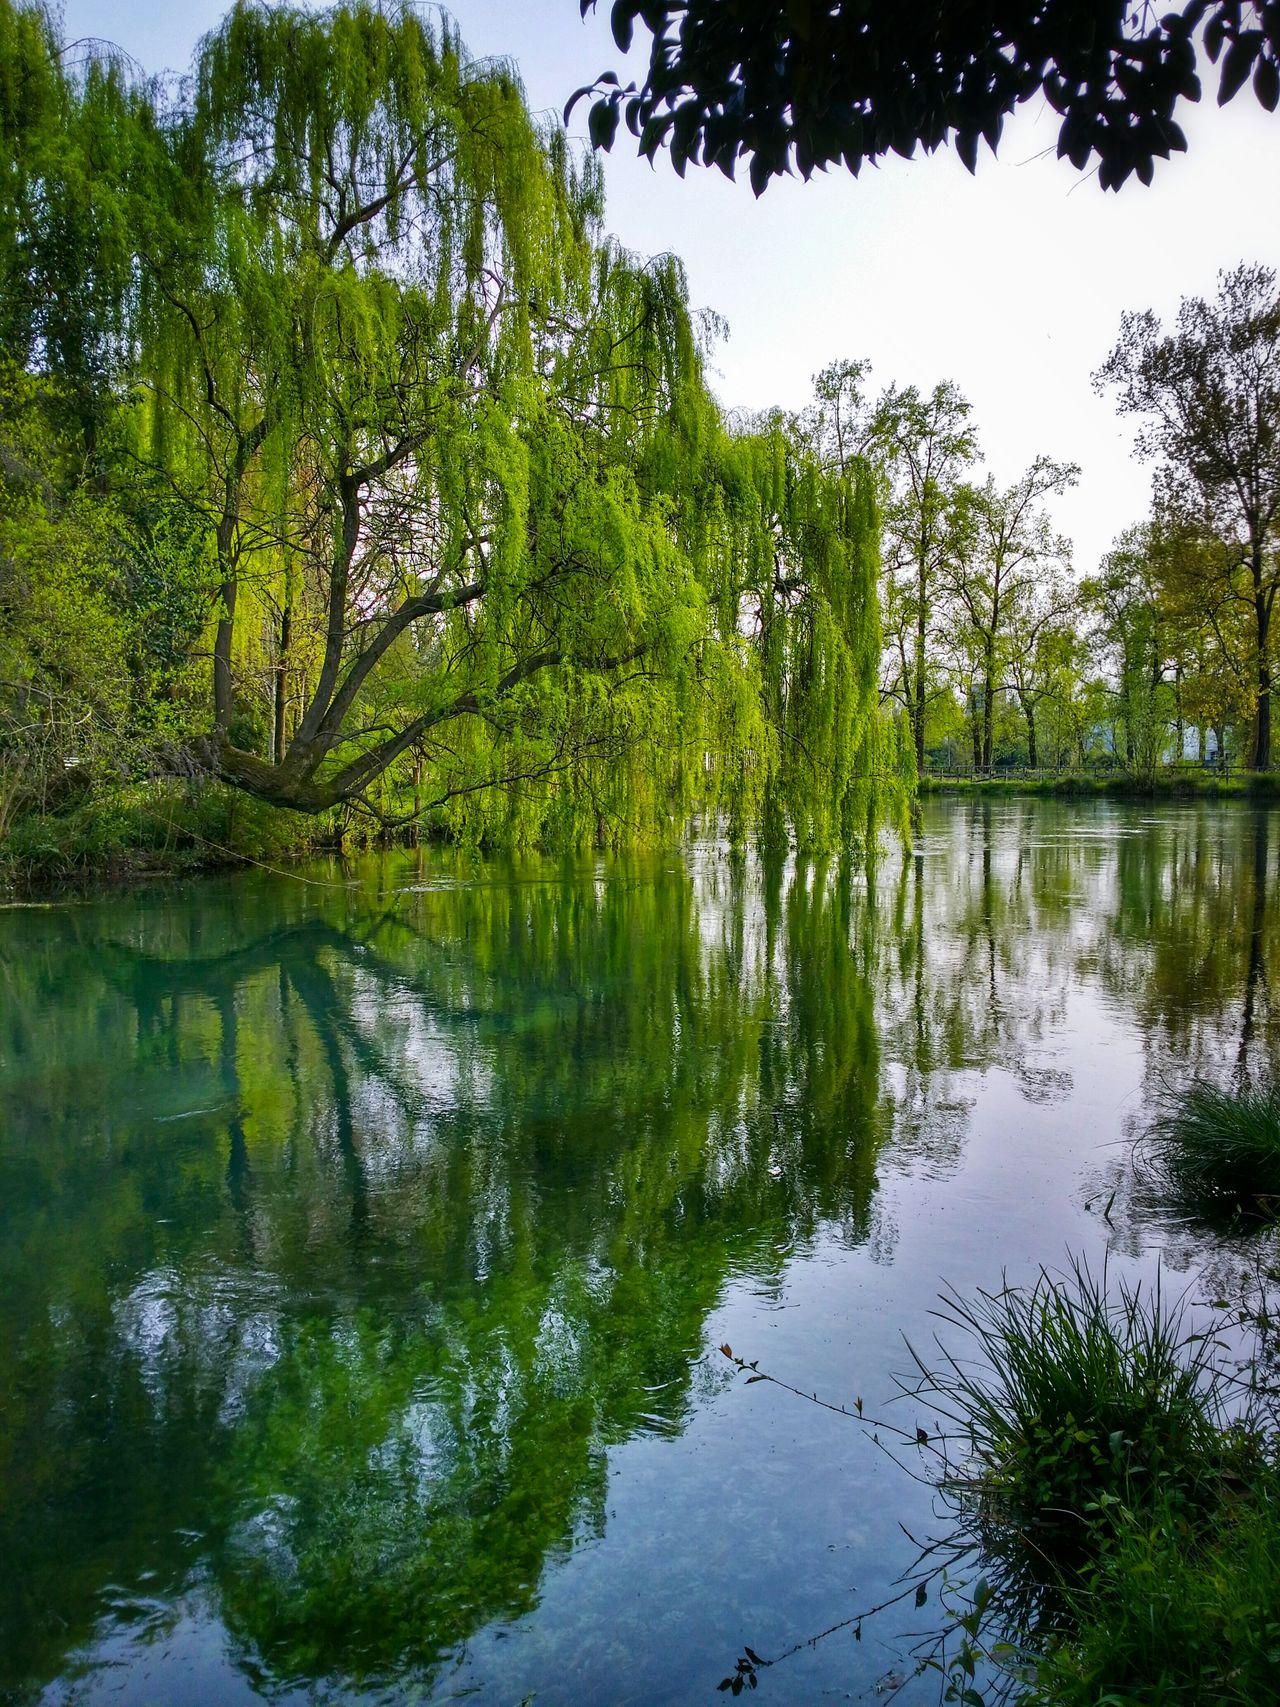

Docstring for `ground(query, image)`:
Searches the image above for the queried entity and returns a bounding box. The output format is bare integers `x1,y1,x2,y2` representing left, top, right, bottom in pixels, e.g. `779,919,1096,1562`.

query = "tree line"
1,1,1278,879
799,263,1280,778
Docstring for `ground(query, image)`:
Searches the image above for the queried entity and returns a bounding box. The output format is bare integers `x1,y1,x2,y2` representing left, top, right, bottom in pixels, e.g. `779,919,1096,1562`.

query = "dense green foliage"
1028,1468,1280,1706
0,0,905,867
572,2,1280,193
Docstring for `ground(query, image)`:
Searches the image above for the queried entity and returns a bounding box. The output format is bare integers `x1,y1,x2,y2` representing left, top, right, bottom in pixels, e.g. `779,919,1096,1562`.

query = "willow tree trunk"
273,604,291,766
1253,548,1272,768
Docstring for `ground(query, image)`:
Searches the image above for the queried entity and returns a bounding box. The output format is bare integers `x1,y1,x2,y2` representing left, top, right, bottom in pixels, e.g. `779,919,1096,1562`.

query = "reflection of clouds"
227,1495,302,1585
113,1266,282,1421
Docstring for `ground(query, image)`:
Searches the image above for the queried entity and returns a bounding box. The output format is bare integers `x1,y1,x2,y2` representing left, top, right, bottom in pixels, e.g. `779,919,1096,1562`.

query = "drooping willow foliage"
0,0,909,854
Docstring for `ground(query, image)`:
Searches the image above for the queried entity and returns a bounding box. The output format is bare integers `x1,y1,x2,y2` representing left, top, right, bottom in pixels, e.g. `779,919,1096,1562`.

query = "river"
1,798,1276,1704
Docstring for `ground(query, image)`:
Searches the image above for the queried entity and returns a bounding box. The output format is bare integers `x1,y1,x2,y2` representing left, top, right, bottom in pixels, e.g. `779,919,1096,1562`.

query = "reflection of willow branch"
283,956,369,1235
104,916,483,1034
1237,811,1271,1086
981,805,998,1014
215,987,251,1223
914,849,927,1058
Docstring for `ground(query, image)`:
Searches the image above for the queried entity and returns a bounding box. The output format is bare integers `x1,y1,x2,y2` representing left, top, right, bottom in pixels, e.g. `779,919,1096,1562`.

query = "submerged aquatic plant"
1149,1079,1280,1219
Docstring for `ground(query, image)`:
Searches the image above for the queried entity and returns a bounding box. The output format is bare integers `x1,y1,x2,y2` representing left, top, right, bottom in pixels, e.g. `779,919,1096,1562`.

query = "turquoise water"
1,799,1276,1704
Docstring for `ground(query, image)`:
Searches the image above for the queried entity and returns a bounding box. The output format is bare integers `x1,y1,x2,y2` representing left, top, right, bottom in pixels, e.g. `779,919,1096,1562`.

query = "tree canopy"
0,0,908,855
1097,263,1280,767
571,1,1280,192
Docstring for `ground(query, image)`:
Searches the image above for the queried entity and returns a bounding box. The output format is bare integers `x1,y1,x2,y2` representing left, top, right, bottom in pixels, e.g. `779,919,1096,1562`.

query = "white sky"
62,0,1280,574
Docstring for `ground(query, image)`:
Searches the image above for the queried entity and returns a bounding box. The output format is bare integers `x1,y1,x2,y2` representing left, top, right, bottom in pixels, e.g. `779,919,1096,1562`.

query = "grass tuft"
1149,1079,1280,1220
909,1257,1236,1557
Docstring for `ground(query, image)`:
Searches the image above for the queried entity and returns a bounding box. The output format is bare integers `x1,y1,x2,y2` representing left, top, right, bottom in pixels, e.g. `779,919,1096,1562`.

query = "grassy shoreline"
6,772,1280,896
920,770,1280,800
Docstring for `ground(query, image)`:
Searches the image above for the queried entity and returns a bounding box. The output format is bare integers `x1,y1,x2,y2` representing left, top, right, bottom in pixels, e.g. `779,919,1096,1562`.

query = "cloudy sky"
62,0,1280,573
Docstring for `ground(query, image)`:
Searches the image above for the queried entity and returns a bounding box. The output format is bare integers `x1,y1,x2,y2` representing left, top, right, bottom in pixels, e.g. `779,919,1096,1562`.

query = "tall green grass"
1149,1080,1280,1219
909,1258,1232,1555
907,1257,1279,1705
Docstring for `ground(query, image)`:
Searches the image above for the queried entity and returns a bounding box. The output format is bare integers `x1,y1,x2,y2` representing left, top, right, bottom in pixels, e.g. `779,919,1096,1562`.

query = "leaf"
916,1426,929,1445
915,1581,928,1608
588,102,620,151
610,0,634,54
1255,54,1280,112
720,1344,733,1358
745,1374,768,1384
743,1648,764,1667
1219,35,1260,105
718,1680,734,1693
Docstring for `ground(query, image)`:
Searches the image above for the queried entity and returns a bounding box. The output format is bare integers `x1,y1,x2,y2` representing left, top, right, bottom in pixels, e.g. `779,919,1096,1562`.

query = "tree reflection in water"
0,802,1276,1700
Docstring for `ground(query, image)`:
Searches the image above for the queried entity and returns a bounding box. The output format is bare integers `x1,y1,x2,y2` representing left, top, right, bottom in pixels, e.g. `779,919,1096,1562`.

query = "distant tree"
874,381,979,775
1097,264,1280,767
571,1,1280,193
1003,569,1082,769
1083,528,1176,775
1148,508,1253,759
944,456,1078,768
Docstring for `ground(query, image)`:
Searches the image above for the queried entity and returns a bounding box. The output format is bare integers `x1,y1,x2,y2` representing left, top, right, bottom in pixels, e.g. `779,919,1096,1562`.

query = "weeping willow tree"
1,0,907,855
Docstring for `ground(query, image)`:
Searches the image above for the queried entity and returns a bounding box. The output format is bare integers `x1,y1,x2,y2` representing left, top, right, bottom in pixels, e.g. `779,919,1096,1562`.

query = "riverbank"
0,783,339,894
920,769,1280,800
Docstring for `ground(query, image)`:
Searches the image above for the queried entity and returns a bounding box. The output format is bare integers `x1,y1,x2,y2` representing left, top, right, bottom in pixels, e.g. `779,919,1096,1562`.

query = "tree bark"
1253,548,1272,768
913,582,926,775
273,603,291,766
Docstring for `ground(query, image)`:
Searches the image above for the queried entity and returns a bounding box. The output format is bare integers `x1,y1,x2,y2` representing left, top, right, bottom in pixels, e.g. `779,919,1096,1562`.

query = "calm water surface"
2,799,1277,1705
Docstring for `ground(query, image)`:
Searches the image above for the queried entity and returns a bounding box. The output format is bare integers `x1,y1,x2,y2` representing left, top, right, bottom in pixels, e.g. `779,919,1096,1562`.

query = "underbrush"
1147,1080,1280,1220
0,782,329,888
1026,1470,1280,1705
